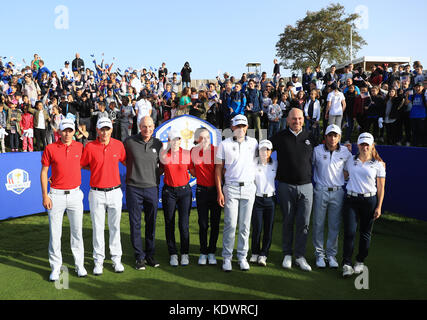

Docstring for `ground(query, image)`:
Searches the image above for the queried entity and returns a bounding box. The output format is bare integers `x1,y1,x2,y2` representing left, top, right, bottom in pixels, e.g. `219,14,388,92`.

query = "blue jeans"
251,196,275,257
268,121,280,139
126,185,158,261
279,117,287,131
196,185,221,255
342,195,377,266
162,184,192,255
182,82,190,89
344,115,355,143
312,187,344,259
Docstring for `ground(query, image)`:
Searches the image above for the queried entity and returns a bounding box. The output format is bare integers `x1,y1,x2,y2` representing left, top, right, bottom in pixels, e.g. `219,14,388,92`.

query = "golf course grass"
0,209,426,300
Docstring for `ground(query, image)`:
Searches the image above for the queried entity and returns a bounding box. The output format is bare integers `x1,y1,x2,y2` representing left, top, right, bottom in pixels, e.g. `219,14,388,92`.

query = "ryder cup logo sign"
5,169,31,195
155,115,221,187
155,115,221,151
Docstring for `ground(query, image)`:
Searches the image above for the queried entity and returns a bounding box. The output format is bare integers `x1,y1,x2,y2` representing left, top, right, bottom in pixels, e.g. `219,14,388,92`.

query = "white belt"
347,191,376,198
316,186,342,192
50,187,80,195
225,181,254,187
256,193,275,198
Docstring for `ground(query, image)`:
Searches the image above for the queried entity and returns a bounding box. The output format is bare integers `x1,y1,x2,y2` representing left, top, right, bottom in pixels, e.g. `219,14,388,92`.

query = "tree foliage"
276,3,367,72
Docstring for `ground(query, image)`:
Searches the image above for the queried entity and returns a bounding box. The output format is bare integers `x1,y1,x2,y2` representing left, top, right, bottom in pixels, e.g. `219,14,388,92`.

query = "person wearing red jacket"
20,105,34,152
353,86,372,134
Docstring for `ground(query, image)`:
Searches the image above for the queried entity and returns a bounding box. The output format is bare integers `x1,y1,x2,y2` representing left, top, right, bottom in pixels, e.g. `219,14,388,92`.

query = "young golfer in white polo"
215,114,258,272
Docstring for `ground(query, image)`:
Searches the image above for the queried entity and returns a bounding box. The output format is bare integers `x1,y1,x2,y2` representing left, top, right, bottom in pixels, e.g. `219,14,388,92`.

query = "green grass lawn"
0,209,426,300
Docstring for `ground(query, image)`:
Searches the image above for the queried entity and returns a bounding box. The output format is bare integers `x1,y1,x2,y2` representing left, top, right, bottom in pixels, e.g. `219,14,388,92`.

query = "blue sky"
3,0,427,79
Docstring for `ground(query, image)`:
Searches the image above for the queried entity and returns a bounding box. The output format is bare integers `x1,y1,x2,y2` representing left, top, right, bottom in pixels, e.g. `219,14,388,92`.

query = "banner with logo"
0,152,45,220
153,115,222,208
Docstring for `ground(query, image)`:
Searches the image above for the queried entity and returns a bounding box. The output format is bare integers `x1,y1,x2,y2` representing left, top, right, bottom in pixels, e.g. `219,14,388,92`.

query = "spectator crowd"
0,54,426,153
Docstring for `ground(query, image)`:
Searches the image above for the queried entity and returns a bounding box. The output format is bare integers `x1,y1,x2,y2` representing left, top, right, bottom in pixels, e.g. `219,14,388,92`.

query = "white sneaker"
406,142,410,147
170,254,179,267
282,255,292,269
258,256,267,267
93,264,103,276
198,254,207,265
249,254,259,263
207,254,217,265
181,254,189,266
76,266,88,277
239,259,250,271
343,264,354,277
316,257,326,268
328,256,339,269
113,262,124,273
295,257,312,272
49,270,60,282
222,258,232,272
354,262,364,274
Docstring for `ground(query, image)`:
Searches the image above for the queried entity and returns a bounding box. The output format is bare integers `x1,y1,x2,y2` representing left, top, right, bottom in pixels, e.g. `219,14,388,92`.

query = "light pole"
350,25,353,63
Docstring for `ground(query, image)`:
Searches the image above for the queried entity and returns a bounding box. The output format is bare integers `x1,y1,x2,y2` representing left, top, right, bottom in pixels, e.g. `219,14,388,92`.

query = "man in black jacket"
273,59,280,85
72,53,85,72
181,62,192,89
270,108,317,272
75,91,94,137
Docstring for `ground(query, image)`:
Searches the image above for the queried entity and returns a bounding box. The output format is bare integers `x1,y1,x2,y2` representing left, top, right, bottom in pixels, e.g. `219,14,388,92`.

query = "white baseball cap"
325,124,342,136
258,140,273,150
357,132,374,146
59,119,75,131
231,114,248,127
168,129,182,140
96,117,113,129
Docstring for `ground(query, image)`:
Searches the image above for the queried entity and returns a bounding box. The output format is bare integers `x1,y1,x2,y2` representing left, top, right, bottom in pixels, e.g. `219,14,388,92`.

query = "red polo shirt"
41,140,83,190
190,145,216,187
161,148,191,187
81,138,126,188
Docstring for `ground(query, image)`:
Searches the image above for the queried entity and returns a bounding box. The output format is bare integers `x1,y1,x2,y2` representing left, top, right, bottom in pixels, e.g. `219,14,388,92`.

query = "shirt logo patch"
323,155,328,160
113,154,117,158
354,161,358,166
305,140,311,145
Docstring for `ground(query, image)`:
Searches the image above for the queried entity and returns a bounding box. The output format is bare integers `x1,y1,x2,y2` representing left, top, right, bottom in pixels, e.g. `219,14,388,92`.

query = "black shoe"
135,259,146,270
145,256,160,268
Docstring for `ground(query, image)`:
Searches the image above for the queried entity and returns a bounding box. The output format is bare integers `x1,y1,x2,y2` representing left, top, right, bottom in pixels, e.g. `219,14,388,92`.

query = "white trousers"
48,188,84,272
89,188,123,265
222,183,256,261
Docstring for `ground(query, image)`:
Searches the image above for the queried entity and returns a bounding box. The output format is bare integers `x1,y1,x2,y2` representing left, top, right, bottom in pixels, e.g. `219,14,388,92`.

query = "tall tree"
276,3,367,72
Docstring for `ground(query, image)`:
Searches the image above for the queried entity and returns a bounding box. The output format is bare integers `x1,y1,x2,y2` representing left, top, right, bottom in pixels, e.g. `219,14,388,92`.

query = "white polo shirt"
345,157,386,194
291,81,303,95
131,78,143,93
313,144,352,188
216,136,258,184
254,159,278,196
135,99,152,124
327,90,345,116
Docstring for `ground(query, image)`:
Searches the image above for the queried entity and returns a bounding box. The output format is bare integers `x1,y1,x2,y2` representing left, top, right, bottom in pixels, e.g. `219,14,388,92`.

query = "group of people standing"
41,106,386,282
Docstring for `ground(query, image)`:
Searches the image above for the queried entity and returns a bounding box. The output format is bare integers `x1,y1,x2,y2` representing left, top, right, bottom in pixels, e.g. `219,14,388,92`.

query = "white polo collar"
289,128,303,137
